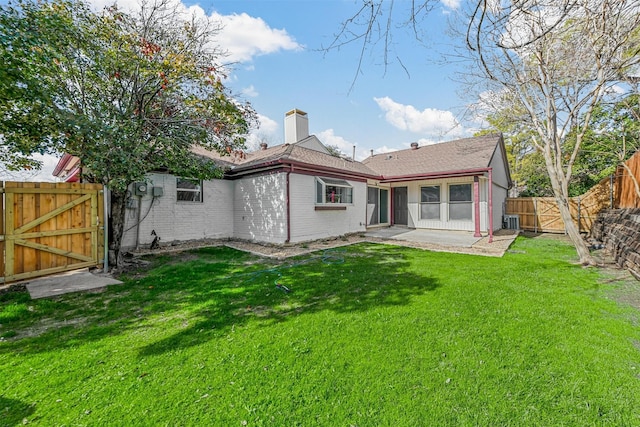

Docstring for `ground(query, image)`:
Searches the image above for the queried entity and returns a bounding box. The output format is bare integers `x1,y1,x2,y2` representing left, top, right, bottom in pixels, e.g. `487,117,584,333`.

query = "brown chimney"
260,142,268,150
411,142,419,150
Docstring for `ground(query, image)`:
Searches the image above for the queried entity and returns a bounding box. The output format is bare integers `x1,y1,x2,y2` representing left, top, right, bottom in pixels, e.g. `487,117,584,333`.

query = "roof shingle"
362,134,503,178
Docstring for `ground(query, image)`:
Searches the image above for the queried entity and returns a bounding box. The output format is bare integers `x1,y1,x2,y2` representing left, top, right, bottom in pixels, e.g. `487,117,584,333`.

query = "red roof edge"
65,166,80,182
52,153,74,176
379,167,491,183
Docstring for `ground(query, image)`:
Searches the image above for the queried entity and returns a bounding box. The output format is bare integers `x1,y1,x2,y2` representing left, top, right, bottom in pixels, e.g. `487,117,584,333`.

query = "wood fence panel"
506,175,614,234
616,152,640,208
1,181,104,283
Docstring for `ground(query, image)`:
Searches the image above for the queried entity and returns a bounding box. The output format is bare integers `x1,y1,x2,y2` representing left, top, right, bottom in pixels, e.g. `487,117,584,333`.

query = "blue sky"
8,0,485,181
204,0,473,157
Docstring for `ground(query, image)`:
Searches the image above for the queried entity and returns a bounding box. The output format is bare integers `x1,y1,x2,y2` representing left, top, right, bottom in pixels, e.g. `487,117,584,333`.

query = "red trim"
315,205,347,211
379,168,490,183
280,160,372,181
66,167,81,182
286,167,368,183
226,158,375,181
473,177,481,237
52,153,74,176
488,168,494,243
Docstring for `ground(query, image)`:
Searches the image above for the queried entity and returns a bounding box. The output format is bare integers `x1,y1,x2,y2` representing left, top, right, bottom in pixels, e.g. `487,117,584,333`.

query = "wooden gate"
1,181,104,283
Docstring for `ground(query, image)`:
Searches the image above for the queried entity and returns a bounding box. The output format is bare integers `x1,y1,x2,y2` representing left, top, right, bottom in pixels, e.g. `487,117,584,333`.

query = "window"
316,177,353,204
420,185,440,220
449,183,472,220
176,178,202,202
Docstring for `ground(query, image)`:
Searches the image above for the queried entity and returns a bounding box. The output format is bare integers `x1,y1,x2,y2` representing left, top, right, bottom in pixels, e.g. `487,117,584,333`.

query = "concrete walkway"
24,268,123,299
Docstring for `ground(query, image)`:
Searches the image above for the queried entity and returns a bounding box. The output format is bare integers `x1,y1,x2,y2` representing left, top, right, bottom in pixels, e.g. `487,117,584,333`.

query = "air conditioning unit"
134,182,148,196
503,214,520,230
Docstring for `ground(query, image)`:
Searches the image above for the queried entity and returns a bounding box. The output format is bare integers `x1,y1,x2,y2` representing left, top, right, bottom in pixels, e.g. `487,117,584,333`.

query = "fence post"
534,198,538,233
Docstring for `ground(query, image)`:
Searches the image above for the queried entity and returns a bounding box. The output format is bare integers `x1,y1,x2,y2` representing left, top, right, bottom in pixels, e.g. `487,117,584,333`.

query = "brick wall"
591,208,640,279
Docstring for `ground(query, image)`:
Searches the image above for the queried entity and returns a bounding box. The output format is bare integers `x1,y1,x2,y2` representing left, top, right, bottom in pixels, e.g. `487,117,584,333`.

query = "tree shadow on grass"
0,396,36,426
137,243,440,356
0,243,440,356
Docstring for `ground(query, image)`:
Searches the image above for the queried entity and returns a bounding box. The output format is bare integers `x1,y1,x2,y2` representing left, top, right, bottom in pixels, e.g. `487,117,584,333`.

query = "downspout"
488,168,494,243
285,166,292,243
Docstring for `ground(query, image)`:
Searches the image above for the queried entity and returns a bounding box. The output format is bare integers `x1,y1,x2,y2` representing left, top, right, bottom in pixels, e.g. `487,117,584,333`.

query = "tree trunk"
544,157,597,266
554,192,595,265
108,188,128,269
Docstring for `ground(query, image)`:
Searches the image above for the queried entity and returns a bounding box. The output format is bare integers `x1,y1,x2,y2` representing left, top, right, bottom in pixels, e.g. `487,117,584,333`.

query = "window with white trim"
176,178,203,202
449,183,472,220
420,185,440,220
316,177,353,204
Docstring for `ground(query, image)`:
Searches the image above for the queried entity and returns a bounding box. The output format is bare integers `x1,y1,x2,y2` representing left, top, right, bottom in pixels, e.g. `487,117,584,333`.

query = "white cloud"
213,12,303,63
374,96,463,137
0,153,61,183
241,85,259,97
87,0,302,64
317,129,353,155
440,0,460,10
245,114,280,151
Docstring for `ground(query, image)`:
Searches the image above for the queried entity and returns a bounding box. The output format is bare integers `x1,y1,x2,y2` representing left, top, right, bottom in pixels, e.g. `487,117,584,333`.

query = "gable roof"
362,134,509,181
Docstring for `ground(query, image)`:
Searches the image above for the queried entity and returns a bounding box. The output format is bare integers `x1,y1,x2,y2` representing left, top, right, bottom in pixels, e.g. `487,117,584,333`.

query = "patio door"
367,187,389,225
393,187,408,226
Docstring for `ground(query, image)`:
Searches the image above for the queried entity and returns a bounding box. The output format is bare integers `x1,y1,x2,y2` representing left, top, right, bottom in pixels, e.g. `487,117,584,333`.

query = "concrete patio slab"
25,268,123,299
365,227,483,247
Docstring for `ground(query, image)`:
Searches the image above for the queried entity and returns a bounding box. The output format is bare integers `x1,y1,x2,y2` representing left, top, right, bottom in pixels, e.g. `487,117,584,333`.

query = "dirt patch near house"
130,230,519,261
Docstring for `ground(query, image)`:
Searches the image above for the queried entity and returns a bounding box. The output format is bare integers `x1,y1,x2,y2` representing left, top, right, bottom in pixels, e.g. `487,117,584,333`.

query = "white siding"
489,144,510,231
396,177,483,232
289,174,367,242
492,184,508,231
295,136,330,154
121,173,234,250
233,173,288,244
490,143,510,190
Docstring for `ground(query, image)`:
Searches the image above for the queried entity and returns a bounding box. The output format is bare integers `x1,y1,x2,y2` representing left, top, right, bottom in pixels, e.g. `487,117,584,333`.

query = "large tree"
463,0,640,264
333,0,640,265
0,0,256,268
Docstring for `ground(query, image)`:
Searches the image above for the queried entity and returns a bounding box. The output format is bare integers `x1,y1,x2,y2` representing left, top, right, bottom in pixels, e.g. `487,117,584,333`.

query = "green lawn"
1,236,639,426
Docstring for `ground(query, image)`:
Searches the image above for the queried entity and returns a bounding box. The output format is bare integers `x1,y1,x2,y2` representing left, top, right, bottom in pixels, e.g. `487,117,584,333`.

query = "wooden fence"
505,150,640,233
614,150,640,208
0,181,105,283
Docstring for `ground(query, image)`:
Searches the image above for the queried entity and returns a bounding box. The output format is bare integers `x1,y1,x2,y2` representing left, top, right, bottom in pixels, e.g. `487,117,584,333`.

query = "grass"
1,236,639,426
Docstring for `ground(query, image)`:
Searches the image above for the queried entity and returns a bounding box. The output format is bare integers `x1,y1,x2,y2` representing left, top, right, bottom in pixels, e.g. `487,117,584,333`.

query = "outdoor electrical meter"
134,182,148,196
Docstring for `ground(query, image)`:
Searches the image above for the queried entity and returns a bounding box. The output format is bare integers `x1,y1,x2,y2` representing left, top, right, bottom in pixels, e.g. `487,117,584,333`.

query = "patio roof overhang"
378,167,491,183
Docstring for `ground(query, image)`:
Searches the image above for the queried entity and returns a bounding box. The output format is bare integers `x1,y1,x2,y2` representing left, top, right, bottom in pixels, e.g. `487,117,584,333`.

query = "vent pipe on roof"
352,145,356,161
411,142,419,150
260,142,268,150
370,149,374,157
284,109,309,144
